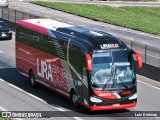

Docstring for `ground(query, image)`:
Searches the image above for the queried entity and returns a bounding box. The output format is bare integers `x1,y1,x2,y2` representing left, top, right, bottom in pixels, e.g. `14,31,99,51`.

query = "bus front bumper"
79,101,136,111
89,102,136,111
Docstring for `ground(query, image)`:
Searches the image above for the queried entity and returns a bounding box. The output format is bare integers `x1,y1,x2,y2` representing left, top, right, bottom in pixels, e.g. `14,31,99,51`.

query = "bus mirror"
134,51,143,69
86,54,92,71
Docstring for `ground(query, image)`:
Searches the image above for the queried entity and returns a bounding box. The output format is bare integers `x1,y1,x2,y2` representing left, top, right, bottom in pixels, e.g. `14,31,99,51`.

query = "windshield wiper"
102,65,129,90
102,65,114,90
116,77,129,89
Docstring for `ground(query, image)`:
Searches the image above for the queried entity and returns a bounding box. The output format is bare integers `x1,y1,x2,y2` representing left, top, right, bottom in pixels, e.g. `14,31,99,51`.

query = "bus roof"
17,19,129,53
22,19,72,30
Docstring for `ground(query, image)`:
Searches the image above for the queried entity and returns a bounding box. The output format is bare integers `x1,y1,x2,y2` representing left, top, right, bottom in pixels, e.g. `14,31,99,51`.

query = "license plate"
2,33,6,37
113,103,120,107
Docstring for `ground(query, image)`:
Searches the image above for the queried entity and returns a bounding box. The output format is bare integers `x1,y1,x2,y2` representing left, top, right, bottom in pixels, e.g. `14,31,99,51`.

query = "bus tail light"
86,54,92,71
134,51,143,69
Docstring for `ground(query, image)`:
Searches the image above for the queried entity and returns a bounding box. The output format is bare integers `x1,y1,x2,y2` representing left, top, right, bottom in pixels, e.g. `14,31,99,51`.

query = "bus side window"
68,43,84,77
42,35,50,41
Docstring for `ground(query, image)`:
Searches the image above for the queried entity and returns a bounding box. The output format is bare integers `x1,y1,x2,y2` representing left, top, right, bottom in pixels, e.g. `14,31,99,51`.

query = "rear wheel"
29,71,37,87
70,91,78,107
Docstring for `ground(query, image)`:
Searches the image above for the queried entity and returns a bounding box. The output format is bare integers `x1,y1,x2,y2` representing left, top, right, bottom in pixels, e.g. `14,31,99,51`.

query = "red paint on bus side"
16,42,68,91
18,20,49,35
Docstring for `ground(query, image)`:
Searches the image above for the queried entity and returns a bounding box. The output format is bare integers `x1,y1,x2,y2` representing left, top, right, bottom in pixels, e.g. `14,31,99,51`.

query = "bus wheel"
70,91,78,107
29,71,36,87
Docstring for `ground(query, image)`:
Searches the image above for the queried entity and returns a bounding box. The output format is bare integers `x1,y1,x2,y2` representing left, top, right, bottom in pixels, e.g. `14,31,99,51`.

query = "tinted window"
16,26,57,56
69,43,84,76
91,50,135,90
0,22,7,29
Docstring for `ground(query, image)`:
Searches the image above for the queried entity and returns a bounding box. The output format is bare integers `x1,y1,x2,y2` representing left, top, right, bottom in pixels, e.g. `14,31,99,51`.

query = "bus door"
82,66,90,105
67,39,84,101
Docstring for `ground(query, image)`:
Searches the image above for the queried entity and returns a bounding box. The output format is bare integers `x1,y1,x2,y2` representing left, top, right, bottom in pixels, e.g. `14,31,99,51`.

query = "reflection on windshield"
115,63,133,82
92,65,112,85
0,23,7,29
91,50,135,90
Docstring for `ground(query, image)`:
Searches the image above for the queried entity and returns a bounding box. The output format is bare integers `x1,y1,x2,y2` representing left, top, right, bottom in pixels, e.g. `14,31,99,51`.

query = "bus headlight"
90,96,102,103
129,93,137,100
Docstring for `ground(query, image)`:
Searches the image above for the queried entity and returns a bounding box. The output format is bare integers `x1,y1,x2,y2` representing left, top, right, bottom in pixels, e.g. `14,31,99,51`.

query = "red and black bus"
16,19,142,111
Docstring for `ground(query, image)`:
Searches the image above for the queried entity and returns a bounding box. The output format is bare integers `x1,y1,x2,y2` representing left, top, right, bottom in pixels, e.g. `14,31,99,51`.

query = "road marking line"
23,9,30,12
27,93,45,102
124,37,134,40
50,105,83,120
50,105,66,111
0,78,5,82
102,21,160,40
0,106,23,120
141,42,152,45
73,117,83,120
0,106,8,111
8,83,23,91
147,54,159,59
0,78,81,118
107,25,160,40
0,78,45,103
138,80,160,90
32,12,40,15
0,51,4,54
107,32,117,36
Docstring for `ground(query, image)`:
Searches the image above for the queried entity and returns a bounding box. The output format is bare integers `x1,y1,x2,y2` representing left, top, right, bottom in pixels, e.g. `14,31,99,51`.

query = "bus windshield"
91,50,135,90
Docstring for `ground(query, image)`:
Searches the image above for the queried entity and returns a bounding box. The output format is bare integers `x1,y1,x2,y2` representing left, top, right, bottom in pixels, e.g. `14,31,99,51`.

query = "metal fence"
122,39,160,68
0,7,160,68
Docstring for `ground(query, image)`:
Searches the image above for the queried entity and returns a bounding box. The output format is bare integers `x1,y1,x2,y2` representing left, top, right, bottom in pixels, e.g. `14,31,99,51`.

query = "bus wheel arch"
29,69,37,87
70,88,78,107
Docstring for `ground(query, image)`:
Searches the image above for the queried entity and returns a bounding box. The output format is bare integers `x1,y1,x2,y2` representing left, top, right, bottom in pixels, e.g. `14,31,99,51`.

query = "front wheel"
29,71,37,87
70,91,78,107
